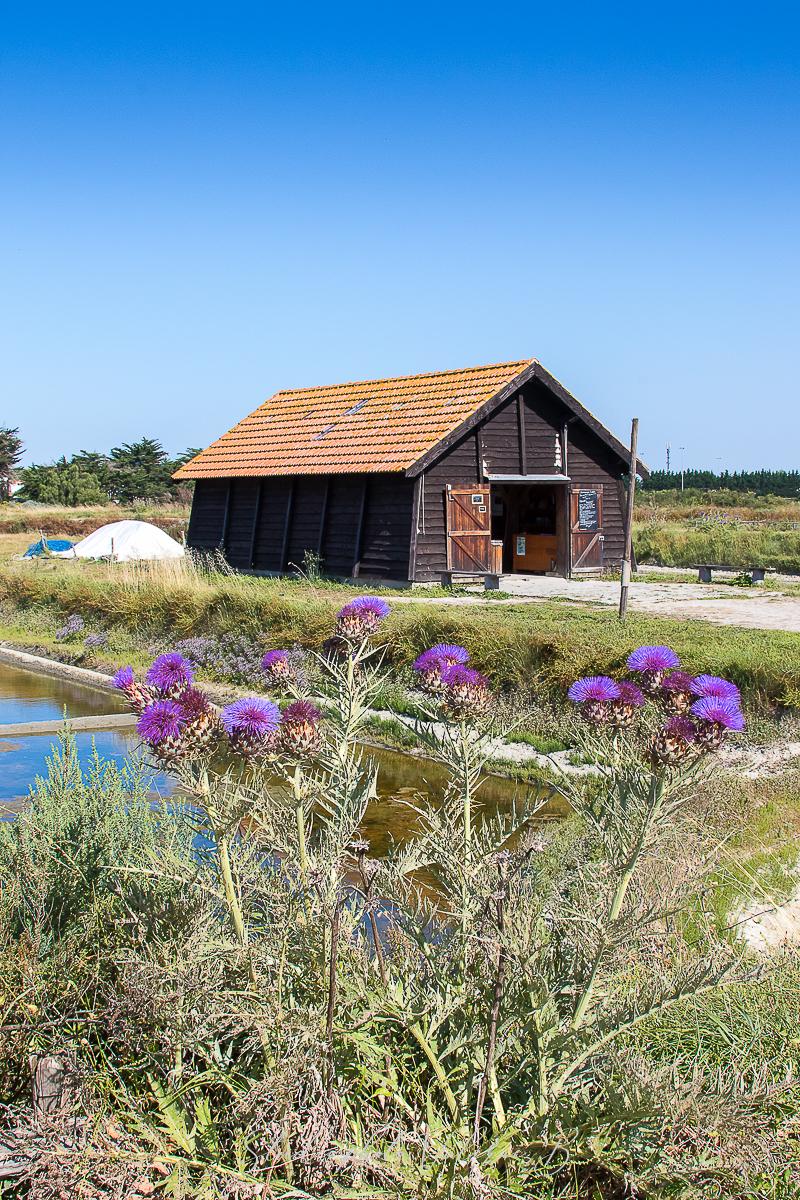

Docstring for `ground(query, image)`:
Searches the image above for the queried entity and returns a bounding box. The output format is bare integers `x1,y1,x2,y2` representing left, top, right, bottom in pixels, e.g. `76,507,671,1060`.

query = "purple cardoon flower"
412,644,469,692
222,696,281,758
336,595,391,639
627,645,680,692
568,675,622,726
691,695,745,752
262,649,291,679
440,664,492,721
175,686,219,751
279,699,322,756
651,715,699,767
146,652,195,697
627,646,680,673
112,666,135,691
661,670,695,714
691,696,745,731
429,643,470,666
609,681,645,728
568,676,622,704
689,674,741,702
137,699,188,751
111,665,154,715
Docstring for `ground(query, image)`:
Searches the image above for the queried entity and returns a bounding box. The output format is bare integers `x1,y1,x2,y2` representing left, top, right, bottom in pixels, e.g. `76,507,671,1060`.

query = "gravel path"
396,576,800,633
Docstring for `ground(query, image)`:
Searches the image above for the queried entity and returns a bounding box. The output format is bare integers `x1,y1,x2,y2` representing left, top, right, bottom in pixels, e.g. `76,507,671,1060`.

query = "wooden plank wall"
188,473,414,580
412,381,626,580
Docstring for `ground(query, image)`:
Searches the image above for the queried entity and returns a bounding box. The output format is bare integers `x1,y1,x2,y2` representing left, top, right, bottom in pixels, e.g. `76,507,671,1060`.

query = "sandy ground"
397,574,800,633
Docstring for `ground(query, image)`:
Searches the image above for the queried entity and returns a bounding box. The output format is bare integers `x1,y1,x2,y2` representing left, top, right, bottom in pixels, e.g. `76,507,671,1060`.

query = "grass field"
635,489,800,573
1,552,799,714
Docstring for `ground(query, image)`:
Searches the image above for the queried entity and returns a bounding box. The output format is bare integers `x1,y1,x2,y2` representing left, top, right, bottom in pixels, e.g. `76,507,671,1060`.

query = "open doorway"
490,483,567,575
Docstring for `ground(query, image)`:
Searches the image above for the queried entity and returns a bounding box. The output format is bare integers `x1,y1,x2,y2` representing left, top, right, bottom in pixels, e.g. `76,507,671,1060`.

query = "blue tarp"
23,537,74,558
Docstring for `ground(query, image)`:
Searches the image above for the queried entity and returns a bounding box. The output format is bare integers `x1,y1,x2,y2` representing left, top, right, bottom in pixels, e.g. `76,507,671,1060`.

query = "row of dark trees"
641,469,800,497
0,428,199,505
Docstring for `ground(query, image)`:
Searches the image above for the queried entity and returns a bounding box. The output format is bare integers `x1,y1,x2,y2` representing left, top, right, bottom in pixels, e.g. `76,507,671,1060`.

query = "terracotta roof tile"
174,359,534,479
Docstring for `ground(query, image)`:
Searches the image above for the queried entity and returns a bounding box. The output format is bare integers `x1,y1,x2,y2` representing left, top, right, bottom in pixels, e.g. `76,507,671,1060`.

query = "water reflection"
0,662,564,844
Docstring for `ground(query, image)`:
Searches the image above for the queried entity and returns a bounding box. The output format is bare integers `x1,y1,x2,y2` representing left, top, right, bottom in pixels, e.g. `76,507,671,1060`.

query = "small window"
470,493,484,505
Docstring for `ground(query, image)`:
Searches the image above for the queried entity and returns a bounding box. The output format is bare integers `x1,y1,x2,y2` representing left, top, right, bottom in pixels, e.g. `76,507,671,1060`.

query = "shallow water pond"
0,662,562,843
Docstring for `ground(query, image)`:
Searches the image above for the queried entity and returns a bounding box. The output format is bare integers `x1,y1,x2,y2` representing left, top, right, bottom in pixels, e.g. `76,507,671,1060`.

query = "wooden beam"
476,427,484,481
517,393,527,475
317,477,330,557
408,474,422,582
220,480,232,550
352,478,369,577
248,480,263,568
279,479,295,572
562,424,572,578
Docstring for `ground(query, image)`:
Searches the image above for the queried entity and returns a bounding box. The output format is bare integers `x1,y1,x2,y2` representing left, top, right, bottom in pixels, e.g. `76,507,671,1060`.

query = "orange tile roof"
174,359,535,479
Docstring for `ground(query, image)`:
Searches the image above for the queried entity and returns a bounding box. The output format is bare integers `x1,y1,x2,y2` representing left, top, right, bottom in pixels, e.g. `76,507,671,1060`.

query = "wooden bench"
694,564,776,585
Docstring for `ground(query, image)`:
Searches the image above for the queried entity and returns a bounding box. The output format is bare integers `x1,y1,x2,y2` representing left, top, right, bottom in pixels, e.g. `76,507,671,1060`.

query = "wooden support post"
408,474,422,582
476,428,485,481
562,423,572,577
279,480,295,573
220,480,232,550
317,477,330,558
352,478,368,577
248,480,263,568
517,394,527,475
618,418,639,620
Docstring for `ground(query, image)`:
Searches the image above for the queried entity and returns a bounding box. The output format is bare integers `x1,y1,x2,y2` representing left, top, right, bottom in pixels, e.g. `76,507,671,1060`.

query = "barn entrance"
490,482,568,576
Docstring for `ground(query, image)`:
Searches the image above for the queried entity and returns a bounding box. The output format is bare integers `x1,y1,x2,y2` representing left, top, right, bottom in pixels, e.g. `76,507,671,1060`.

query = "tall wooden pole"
618,418,639,621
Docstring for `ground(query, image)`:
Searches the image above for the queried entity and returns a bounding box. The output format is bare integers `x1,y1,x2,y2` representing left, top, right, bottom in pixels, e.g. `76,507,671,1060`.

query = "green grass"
2,559,799,714
634,521,800,573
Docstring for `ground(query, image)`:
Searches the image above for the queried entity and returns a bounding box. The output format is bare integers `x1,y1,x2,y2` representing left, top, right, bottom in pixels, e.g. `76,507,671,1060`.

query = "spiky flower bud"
279,699,322,757
335,595,391,640
440,664,492,722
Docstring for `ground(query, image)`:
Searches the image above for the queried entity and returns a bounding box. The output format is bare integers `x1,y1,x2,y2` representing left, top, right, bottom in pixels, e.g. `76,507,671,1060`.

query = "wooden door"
446,484,492,573
570,485,604,571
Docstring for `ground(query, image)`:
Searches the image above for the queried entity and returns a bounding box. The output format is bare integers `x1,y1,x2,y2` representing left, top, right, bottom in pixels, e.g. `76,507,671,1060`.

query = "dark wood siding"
186,479,229,549
358,475,415,579
410,379,627,580
224,479,260,568
253,479,293,571
286,478,328,571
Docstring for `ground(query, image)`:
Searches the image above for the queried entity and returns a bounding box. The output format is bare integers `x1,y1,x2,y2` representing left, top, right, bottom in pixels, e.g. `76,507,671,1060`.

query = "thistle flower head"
175,686,212,721
336,595,391,639
691,696,746,731
429,643,470,666
664,715,698,743
568,676,622,704
112,666,135,691
627,646,680,674
650,714,700,767
262,649,291,679
440,664,492,721
689,674,741,702
146,652,194,696
616,681,645,707
137,699,187,748
662,670,694,694
221,697,280,739
279,699,322,756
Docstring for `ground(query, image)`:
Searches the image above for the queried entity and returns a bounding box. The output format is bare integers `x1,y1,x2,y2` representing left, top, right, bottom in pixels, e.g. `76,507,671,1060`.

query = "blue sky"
2,2,798,470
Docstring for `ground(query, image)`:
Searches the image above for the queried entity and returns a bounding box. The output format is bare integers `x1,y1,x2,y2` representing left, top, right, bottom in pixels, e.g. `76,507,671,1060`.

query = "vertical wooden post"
248,480,263,569
517,394,528,475
408,474,422,583
562,423,572,577
317,477,330,558
352,478,368,577
279,480,295,573
220,480,232,550
618,418,639,621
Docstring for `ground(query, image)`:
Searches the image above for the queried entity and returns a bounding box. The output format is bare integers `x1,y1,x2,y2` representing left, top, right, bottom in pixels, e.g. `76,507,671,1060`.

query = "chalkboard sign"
577,489,599,531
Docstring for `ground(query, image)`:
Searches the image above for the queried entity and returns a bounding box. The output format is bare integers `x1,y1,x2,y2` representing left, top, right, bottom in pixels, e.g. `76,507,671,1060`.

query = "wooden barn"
175,358,647,585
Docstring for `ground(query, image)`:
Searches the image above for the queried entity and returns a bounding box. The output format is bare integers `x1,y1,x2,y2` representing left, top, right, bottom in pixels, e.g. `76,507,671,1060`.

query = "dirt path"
396,576,800,633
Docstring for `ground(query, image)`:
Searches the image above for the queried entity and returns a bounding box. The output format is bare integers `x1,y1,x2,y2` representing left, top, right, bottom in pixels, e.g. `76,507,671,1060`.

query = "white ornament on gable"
554,434,563,469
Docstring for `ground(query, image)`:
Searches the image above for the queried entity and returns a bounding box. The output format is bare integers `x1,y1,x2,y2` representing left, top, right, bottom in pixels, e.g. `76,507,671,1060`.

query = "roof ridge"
271,358,536,398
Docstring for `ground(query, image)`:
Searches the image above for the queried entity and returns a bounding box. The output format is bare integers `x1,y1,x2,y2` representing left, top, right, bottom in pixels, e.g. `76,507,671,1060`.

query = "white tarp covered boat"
56,520,185,561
